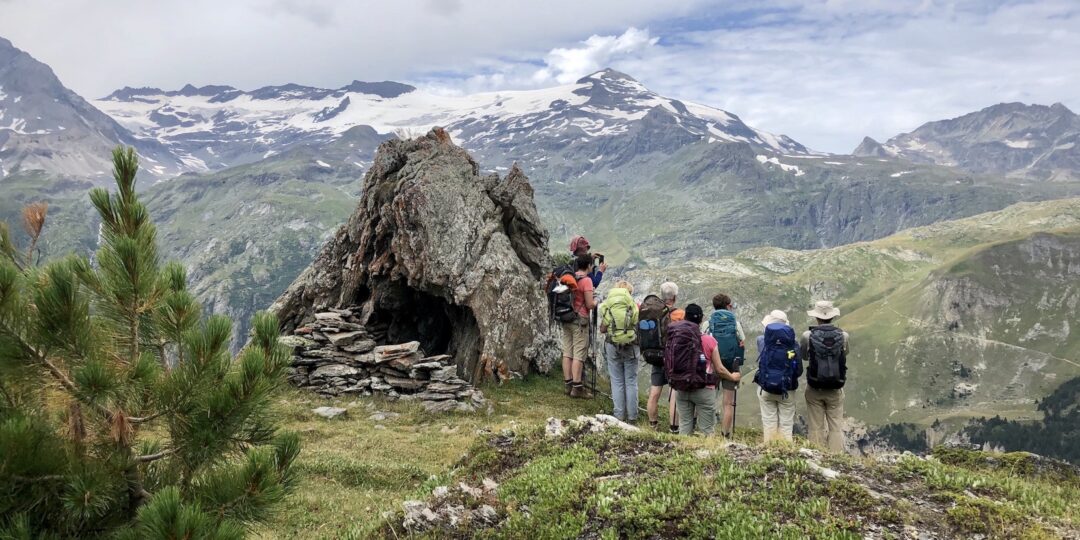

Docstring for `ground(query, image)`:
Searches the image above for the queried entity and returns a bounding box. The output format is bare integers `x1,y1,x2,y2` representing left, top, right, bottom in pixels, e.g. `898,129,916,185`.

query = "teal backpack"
708,309,745,372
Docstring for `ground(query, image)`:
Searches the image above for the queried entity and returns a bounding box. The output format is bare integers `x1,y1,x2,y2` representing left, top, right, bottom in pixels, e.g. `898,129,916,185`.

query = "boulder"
312,406,347,419
270,129,559,380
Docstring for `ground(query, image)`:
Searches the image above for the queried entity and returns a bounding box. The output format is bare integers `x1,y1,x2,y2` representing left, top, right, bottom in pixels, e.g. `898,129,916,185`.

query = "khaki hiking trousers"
757,387,795,443
805,387,845,453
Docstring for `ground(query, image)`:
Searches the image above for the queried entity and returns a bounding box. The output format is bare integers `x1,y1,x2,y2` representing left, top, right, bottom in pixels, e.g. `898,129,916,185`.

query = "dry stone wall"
281,308,487,413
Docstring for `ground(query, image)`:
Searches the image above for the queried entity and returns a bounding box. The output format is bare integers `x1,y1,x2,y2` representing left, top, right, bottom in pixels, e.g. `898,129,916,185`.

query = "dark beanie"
685,303,704,324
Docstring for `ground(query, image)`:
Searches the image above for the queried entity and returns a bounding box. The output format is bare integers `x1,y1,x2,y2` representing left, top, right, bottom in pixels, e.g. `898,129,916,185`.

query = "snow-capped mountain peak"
94,68,815,174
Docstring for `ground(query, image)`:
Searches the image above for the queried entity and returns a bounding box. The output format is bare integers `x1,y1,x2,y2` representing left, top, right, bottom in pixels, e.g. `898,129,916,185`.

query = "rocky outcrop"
271,128,559,381
281,308,488,413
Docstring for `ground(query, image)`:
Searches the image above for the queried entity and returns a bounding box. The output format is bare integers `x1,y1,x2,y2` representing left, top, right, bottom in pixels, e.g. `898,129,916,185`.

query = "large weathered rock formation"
271,128,558,381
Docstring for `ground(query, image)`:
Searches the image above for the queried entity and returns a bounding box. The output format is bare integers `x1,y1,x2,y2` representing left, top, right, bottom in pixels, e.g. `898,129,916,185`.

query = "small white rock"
807,460,841,480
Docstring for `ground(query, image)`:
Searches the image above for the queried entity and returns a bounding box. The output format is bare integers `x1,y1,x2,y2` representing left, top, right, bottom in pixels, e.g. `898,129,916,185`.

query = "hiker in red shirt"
560,254,597,398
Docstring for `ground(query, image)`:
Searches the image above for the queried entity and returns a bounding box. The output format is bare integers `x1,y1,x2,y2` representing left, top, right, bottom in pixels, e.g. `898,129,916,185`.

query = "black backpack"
637,295,670,366
807,325,846,390
545,265,578,323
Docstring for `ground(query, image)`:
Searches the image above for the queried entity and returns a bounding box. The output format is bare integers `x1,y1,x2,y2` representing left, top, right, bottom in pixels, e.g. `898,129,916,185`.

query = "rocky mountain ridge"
0,37,183,180
855,101,1080,182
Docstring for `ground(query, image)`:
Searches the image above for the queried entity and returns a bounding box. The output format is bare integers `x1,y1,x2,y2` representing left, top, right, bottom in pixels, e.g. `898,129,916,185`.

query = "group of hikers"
548,236,850,452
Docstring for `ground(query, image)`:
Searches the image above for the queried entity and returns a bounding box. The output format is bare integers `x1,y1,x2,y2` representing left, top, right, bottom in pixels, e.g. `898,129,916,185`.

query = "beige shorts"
560,319,589,361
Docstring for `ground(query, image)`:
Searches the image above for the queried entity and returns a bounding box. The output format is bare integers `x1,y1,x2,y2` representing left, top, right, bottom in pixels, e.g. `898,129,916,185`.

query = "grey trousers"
605,343,639,421
676,387,716,436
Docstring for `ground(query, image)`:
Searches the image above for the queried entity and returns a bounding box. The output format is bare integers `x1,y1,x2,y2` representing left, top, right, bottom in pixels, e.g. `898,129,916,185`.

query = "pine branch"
135,448,177,463
128,410,168,424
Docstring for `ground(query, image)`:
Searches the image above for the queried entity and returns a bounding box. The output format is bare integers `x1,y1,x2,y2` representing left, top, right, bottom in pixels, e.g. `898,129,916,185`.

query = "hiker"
559,254,596,398
708,294,745,438
667,304,741,436
599,279,640,423
642,281,680,432
569,235,606,287
801,300,850,453
754,310,803,443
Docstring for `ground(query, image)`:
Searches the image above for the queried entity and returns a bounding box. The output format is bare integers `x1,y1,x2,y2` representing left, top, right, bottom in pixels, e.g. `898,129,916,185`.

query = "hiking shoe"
570,385,593,399
669,424,680,434
649,420,660,431
564,381,572,395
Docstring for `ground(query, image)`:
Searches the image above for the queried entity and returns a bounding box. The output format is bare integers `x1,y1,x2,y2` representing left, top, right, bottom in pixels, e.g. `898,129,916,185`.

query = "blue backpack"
708,309,745,372
754,323,801,397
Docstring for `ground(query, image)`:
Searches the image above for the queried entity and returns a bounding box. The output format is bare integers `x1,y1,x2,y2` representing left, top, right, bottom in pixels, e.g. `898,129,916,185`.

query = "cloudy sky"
2,0,1078,152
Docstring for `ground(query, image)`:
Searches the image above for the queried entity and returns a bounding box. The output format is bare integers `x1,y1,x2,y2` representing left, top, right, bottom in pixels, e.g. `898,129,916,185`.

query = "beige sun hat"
761,310,789,327
807,300,841,320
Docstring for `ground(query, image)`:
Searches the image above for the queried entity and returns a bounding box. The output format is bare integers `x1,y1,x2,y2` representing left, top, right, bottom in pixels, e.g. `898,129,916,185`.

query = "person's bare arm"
711,348,740,382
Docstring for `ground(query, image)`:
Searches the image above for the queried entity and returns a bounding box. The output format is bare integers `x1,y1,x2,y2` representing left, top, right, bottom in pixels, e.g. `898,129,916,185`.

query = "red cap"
569,235,590,254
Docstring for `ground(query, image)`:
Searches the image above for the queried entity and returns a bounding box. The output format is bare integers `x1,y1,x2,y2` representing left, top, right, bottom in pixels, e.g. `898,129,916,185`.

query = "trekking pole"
586,306,598,395
731,386,737,436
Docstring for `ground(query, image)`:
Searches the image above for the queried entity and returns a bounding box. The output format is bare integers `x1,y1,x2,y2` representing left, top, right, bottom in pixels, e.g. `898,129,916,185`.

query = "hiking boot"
570,384,593,399
564,380,572,395
649,420,660,431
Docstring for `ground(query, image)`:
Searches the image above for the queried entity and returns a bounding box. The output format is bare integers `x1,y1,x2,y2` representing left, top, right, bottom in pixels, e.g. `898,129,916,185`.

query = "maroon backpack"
664,320,715,392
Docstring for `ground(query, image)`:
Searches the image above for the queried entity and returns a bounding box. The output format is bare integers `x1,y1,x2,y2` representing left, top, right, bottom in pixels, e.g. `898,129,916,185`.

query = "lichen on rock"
271,128,559,381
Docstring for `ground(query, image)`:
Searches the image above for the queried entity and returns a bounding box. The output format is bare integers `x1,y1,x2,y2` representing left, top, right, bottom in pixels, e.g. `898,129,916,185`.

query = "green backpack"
601,288,638,345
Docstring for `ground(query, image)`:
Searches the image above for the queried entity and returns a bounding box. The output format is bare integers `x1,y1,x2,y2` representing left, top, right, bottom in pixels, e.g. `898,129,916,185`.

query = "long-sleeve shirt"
588,269,603,288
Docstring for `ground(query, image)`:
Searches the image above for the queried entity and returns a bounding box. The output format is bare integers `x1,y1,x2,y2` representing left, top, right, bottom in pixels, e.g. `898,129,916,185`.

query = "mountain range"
854,101,1080,182
0,37,182,181
2,34,1079,435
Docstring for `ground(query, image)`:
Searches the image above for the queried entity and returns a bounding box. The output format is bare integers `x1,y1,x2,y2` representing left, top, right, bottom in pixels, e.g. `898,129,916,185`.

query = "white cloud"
533,27,658,84
1,0,1078,153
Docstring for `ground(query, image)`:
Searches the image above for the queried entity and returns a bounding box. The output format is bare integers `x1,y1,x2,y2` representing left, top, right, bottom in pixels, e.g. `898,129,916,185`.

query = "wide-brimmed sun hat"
761,310,789,327
807,300,841,320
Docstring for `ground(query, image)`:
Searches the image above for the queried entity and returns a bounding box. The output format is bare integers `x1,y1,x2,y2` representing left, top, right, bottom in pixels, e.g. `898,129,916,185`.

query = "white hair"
660,282,679,303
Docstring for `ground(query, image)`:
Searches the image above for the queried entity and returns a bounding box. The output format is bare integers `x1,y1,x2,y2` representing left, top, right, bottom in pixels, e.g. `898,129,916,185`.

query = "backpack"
664,320,715,392
601,288,637,345
807,325,847,390
754,323,800,397
637,295,671,366
708,309,745,372
545,264,577,323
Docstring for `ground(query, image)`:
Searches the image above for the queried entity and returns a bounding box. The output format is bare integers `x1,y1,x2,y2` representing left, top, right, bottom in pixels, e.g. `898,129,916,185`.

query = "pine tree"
0,147,299,538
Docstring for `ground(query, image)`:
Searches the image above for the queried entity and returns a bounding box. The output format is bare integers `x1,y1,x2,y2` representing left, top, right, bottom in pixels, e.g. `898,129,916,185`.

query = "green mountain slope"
620,198,1080,427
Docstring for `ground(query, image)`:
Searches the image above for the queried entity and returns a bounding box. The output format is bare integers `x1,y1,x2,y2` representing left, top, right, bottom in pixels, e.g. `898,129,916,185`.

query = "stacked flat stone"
281,308,486,413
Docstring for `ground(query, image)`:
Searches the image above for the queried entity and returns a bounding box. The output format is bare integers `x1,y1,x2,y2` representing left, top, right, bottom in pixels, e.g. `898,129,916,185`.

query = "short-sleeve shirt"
701,334,718,389
572,271,594,318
